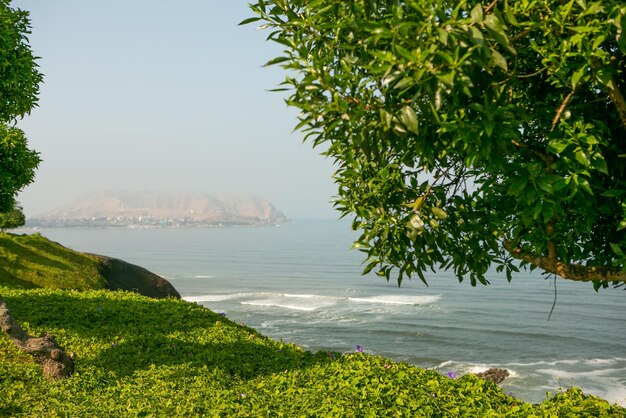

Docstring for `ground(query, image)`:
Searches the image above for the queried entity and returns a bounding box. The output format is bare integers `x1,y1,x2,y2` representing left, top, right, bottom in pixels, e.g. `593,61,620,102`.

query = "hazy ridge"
28,190,288,227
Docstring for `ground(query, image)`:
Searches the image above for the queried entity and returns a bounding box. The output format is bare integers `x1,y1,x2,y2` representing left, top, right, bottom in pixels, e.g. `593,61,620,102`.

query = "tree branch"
0,296,75,379
606,77,626,130
484,0,499,14
551,91,574,132
503,240,626,283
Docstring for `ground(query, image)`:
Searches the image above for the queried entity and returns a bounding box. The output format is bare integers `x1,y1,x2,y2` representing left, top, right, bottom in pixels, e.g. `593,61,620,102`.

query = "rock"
93,255,181,299
474,368,510,384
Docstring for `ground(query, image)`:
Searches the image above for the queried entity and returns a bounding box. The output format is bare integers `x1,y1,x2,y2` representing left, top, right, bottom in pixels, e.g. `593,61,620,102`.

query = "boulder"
93,255,181,299
474,368,510,384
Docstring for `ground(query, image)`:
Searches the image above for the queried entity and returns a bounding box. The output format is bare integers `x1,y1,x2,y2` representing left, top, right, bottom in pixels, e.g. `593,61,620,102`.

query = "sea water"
35,220,626,406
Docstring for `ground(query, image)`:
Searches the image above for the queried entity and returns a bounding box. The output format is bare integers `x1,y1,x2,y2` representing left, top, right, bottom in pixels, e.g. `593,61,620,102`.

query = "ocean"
34,220,626,406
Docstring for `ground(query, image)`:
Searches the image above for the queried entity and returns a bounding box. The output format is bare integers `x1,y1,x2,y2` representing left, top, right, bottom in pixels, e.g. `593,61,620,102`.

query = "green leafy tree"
0,203,25,231
247,1,626,287
0,0,41,211
0,0,74,379
0,125,40,212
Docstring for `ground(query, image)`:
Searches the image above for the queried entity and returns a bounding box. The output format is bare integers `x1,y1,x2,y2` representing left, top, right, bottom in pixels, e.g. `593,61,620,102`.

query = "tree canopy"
247,0,626,287
0,0,41,212
0,1,74,380
0,203,25,231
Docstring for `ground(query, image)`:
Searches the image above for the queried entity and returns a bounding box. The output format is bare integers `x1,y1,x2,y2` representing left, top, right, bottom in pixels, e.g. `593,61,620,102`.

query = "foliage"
1,287,624,416
0,232,106,290
0,125,40,213
0,204,24,231
246,0,626,287
2,207,25,231
0,0,42,122
0,1,41,213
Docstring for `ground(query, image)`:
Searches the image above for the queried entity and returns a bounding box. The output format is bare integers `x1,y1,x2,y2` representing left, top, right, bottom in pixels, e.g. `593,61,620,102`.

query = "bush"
0,287,623,416
0,205,25,231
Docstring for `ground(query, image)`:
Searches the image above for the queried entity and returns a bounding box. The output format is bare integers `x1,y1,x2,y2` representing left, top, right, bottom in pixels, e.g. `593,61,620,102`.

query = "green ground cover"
0,232,623,416
0,232,105,290
0,287,623,417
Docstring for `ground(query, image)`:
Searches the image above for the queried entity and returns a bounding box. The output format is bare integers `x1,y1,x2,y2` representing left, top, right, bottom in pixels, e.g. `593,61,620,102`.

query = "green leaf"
575,150,590,167
508,176,528,196
547,140,568,154
263,56,290,67
239,17,262,26
490,49,508,71
469,26,484,45
536,176,553,194
591,154,608,174
483,15,514,53
571,66,586,89
579,178,593,195
470,4,484,24
400,106,419,135
436,27,449,46
431,207,448,219
610,243,624,257
601,189,626,198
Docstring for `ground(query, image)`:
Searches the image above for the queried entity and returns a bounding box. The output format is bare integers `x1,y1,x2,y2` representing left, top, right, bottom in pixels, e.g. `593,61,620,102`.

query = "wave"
348,295,441,306
241,293,339,312
241,300,320,312
184,292,442,311
192,275,215,279
183,293,252,303
435,358,626,406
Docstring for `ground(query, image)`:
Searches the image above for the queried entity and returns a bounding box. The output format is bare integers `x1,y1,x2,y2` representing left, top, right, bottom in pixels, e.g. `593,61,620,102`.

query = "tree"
0,1,74,378
246,1,626,287
0,203,25,231
0,125,40,213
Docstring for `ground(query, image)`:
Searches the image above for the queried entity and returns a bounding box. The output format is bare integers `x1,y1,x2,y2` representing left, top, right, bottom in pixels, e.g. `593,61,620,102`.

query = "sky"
12,1,338,219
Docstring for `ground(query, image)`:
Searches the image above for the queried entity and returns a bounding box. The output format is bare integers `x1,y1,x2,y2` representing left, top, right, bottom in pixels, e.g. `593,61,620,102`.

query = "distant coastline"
25,216,286,229
29,189,289,228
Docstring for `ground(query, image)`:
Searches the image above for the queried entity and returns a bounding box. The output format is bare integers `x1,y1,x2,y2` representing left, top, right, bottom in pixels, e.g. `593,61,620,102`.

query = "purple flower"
508,391,516,398
112,343,118,347
356,345,364,353
446,371,457,379
219,312,226,317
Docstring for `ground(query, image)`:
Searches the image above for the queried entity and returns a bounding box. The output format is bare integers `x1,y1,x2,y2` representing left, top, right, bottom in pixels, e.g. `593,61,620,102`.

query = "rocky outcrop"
32,190,288,227
93,255,181,299
474,368,510,384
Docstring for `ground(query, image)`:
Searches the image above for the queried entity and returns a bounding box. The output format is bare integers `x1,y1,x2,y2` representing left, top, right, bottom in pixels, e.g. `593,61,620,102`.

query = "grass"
0,287,624,417
0,232,105,290
0,232,623,415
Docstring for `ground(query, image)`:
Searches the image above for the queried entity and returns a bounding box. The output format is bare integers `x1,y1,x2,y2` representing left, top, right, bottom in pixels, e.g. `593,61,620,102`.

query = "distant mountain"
28,190,288,227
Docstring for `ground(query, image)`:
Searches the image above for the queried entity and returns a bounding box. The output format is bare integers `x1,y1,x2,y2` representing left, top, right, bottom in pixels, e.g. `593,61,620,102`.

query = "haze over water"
36,220,626,406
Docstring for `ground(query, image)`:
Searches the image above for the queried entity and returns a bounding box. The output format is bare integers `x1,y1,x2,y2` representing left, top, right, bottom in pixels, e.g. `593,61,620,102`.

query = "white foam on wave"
241,293,339,312
604,387,626,407
348,295,441,306
192,275,215,279
505,358,626,369
283,293,321,299
435,360,519,378
183,293,251,303
241,300,319,312
437,358,626,406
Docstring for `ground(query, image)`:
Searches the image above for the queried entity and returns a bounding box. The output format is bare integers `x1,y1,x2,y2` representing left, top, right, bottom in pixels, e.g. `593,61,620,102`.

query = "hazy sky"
12,1,338,219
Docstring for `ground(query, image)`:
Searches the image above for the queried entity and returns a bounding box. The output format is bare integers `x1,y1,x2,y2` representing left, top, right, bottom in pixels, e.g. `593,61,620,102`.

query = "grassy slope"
0,232,623,415
0,287,624,417
0,232,105,290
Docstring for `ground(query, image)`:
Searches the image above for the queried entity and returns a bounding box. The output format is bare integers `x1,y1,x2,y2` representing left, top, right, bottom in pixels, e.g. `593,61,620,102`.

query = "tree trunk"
503,240,626,283
0,295,74,379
